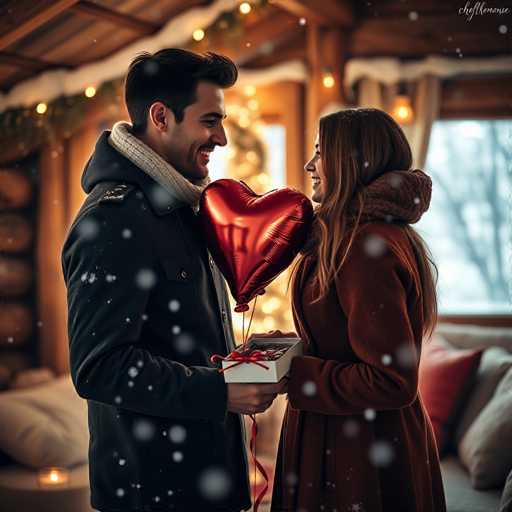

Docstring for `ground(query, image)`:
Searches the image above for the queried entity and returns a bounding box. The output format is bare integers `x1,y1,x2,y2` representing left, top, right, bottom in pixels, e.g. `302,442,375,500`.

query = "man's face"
162,81,227,181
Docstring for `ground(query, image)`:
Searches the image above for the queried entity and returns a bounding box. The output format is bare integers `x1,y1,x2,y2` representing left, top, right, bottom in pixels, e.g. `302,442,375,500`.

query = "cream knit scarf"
108,121,210,207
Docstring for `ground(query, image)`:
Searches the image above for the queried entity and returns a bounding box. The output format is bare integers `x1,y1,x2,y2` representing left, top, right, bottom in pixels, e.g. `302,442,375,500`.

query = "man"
62,48,285,512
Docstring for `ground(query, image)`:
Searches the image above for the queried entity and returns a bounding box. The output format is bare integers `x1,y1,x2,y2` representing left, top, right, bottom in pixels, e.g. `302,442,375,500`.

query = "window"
416,120,511,314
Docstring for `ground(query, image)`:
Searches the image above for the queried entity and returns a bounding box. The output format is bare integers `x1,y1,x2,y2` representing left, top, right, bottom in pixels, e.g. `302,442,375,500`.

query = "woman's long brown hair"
292,108,438,340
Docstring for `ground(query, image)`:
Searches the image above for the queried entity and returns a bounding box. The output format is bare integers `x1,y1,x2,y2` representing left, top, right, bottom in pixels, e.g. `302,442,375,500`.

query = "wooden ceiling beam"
270,0,353,27
71,1,159,35
0,0,79,51
0,51,73,71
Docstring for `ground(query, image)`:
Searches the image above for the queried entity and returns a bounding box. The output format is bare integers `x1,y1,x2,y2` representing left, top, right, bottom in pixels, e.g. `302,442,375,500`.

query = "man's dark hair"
125,48,238,134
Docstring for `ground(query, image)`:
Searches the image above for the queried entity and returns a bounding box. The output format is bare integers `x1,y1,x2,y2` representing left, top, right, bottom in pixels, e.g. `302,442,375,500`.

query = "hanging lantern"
391,83,414,124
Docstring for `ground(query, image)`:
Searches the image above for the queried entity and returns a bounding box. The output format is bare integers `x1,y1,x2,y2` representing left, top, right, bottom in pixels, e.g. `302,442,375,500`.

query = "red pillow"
419,335,482,455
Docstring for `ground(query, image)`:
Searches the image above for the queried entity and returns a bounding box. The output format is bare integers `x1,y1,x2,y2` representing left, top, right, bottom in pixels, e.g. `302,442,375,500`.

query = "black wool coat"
61,132,251,512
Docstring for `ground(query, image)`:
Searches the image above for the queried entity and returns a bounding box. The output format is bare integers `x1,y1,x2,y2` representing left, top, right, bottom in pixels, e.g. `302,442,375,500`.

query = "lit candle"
38,467,70,488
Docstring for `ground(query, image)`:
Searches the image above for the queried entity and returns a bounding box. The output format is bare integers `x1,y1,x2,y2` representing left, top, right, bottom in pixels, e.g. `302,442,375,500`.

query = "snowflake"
122,229,132,239
106,274,117,283
174,334,195,354
381,354,392,366
169,425,187,444
148,385,153,391
172,325,181,335
301,380,317,397
369,441,395,467
198,467,232,501
168,299,180,313
128,367,139,378
128,380,134,388
119,458,126,466
364,408,376,421
135,268,156,290
114,395,122,404
116,488,125,497
363,234,386,258
409,11,418,20
343,420,359,438
136,360,144,368
172,451,184,463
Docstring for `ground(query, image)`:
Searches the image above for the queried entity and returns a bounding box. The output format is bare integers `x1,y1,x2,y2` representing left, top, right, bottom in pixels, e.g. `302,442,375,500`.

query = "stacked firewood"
0,167,35,389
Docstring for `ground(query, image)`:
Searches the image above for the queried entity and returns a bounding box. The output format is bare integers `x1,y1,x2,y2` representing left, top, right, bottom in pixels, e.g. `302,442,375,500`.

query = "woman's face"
304,134,324,203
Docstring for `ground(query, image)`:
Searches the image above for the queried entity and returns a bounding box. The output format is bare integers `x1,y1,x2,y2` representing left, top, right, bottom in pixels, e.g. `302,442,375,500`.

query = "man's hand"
226,377,288,414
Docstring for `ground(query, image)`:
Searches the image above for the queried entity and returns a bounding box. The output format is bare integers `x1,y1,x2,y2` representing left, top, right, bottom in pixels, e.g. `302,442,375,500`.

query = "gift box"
221,337,303,383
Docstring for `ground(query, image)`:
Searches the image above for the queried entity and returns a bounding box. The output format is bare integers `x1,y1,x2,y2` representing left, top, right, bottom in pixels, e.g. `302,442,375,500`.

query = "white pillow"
459,367,512,489
0,374,88,468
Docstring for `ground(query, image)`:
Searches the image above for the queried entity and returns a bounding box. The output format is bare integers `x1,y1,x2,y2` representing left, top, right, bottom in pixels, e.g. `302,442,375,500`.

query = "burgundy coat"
271,222,447,512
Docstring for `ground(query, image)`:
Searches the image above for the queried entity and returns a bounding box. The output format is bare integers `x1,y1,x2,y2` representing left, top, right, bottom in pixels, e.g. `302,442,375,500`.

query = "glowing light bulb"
322,73,335,88
192,29,205,41
239,2,252,14
85,86,96,98
391,95,414,124
36,102,47,114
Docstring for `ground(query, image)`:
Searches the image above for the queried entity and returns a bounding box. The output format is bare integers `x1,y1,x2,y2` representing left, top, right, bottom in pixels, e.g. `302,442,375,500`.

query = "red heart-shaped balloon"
199,179,313,312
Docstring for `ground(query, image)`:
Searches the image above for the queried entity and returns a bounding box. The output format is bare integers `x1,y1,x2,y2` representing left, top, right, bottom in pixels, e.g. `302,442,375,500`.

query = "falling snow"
116,488,125,497
381,354,392,365
302,380,317,396
122,228,132,239
169,299,180,312
169,425,187,443
172,451,184,463
363,234,387,258
343,420,360,438
364,408,376,421
198,467,232,501
369,441,395,467
78,218,99,240
135,268,156,290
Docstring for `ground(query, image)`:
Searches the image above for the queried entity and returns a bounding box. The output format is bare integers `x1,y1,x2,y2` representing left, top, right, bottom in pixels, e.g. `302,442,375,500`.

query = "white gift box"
221,337,303,383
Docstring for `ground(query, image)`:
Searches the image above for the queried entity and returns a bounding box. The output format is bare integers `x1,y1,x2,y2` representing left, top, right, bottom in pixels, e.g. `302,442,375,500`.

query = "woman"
271,108,447,512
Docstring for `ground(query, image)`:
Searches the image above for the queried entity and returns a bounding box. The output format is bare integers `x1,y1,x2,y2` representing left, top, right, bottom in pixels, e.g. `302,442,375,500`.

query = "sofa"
422,322,512,512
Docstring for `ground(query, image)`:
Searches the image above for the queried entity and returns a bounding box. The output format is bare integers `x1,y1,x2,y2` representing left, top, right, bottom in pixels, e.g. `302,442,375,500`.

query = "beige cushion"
436,323,512,352
0,375,88,468
459,367,512,489
455,347,512,445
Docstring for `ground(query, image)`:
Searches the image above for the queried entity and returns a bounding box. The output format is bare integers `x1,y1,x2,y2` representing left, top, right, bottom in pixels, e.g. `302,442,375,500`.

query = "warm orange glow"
38,467,70,488
391,95,414,124
322,73,335,88
243,85,256,97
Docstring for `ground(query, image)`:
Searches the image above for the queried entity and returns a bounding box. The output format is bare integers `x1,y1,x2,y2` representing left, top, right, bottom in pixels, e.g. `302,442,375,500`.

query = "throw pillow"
0,374,88,468
419,334,482,455
459,367,512,489
455,346,512,445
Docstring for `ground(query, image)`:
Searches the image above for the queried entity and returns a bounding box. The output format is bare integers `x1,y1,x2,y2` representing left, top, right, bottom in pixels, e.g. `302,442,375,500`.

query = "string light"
84,86,96,98
243,85,256,97
239,2,252,14
322,71,335,88
192,29,205,41
391,95,414,124
299,17,306,25
36,103,47,114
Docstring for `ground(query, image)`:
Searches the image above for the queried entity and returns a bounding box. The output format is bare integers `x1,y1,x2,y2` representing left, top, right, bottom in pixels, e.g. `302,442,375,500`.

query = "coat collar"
82,131,187,216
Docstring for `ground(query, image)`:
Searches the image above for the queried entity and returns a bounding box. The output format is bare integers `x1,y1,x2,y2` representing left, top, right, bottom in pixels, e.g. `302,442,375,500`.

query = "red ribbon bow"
210,348,277,373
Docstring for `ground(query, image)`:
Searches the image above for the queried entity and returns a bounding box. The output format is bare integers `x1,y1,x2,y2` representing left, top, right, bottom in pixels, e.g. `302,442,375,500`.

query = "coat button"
180,270,188,280
221,309,227,322
209,257,214,268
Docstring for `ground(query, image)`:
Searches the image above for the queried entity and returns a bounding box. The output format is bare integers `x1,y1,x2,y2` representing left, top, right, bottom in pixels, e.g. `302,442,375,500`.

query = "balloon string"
245,295,258,346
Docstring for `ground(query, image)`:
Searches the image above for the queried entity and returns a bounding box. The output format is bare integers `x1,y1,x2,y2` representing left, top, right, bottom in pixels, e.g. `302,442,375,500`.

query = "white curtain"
357,74,441,169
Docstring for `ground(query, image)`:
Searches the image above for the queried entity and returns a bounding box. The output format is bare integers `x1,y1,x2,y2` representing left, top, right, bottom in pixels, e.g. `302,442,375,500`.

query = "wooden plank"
350,13,510,58
0,51,73,71
72,0,159,35
440,75,512,119
38,143,69,374
0,0,79,51
271,0,353,27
